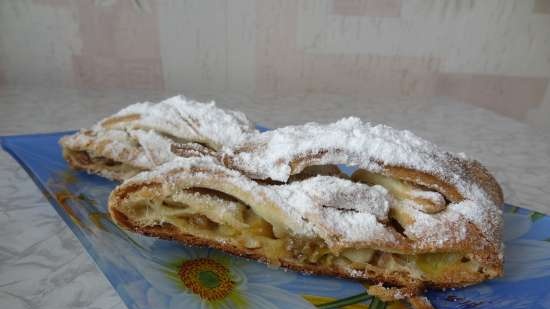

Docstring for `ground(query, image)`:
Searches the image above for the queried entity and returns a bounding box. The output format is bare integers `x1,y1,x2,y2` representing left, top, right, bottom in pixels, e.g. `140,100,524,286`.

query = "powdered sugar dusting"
61,128,177,170
278,176,391,222
448,199,503,246
226,117,446,181
397,200,468,248
269,176,397,245
130,130,177,167
322,208,394,244
102,95,256,149
224,117,503,244
61,95,256,179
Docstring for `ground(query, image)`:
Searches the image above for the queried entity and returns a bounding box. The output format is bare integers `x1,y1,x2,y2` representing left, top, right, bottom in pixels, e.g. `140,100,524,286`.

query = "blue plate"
2,130,550,309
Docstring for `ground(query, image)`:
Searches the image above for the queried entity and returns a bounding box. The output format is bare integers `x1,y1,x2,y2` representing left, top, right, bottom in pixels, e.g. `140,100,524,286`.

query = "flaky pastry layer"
108,157,503,292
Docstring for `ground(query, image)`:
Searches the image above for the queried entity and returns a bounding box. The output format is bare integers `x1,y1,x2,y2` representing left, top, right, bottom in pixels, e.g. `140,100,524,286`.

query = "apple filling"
121,173,488,287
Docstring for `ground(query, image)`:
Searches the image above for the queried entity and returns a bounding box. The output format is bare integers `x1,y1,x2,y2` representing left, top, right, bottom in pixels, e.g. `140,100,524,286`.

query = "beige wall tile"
0,1,79,86
296,0,550,77
526,82,550,129
255,0,300,95
534,0,550,14
72,0,163,89
256,1,438,97
157,0,256,94
436,73,549,120
72,55,163,90
0,60,6,86
332,0,401,17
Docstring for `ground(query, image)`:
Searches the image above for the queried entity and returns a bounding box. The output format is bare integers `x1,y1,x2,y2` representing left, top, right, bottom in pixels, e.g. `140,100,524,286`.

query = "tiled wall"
1,0,549,130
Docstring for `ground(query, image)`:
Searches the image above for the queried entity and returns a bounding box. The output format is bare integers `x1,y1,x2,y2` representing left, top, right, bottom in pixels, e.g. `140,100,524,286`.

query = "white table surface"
1,85,549,308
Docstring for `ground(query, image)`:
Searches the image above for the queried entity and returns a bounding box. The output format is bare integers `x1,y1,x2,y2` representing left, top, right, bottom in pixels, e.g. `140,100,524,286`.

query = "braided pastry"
103,111,502,304
59,96,256,180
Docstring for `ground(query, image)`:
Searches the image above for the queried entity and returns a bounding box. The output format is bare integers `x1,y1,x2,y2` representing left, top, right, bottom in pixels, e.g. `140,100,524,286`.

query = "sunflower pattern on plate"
127,244,319,309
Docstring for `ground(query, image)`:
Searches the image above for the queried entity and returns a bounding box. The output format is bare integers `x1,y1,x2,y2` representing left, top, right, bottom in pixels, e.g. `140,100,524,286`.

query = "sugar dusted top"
100,95,257,149
222,117,503,246
226,117,452,180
